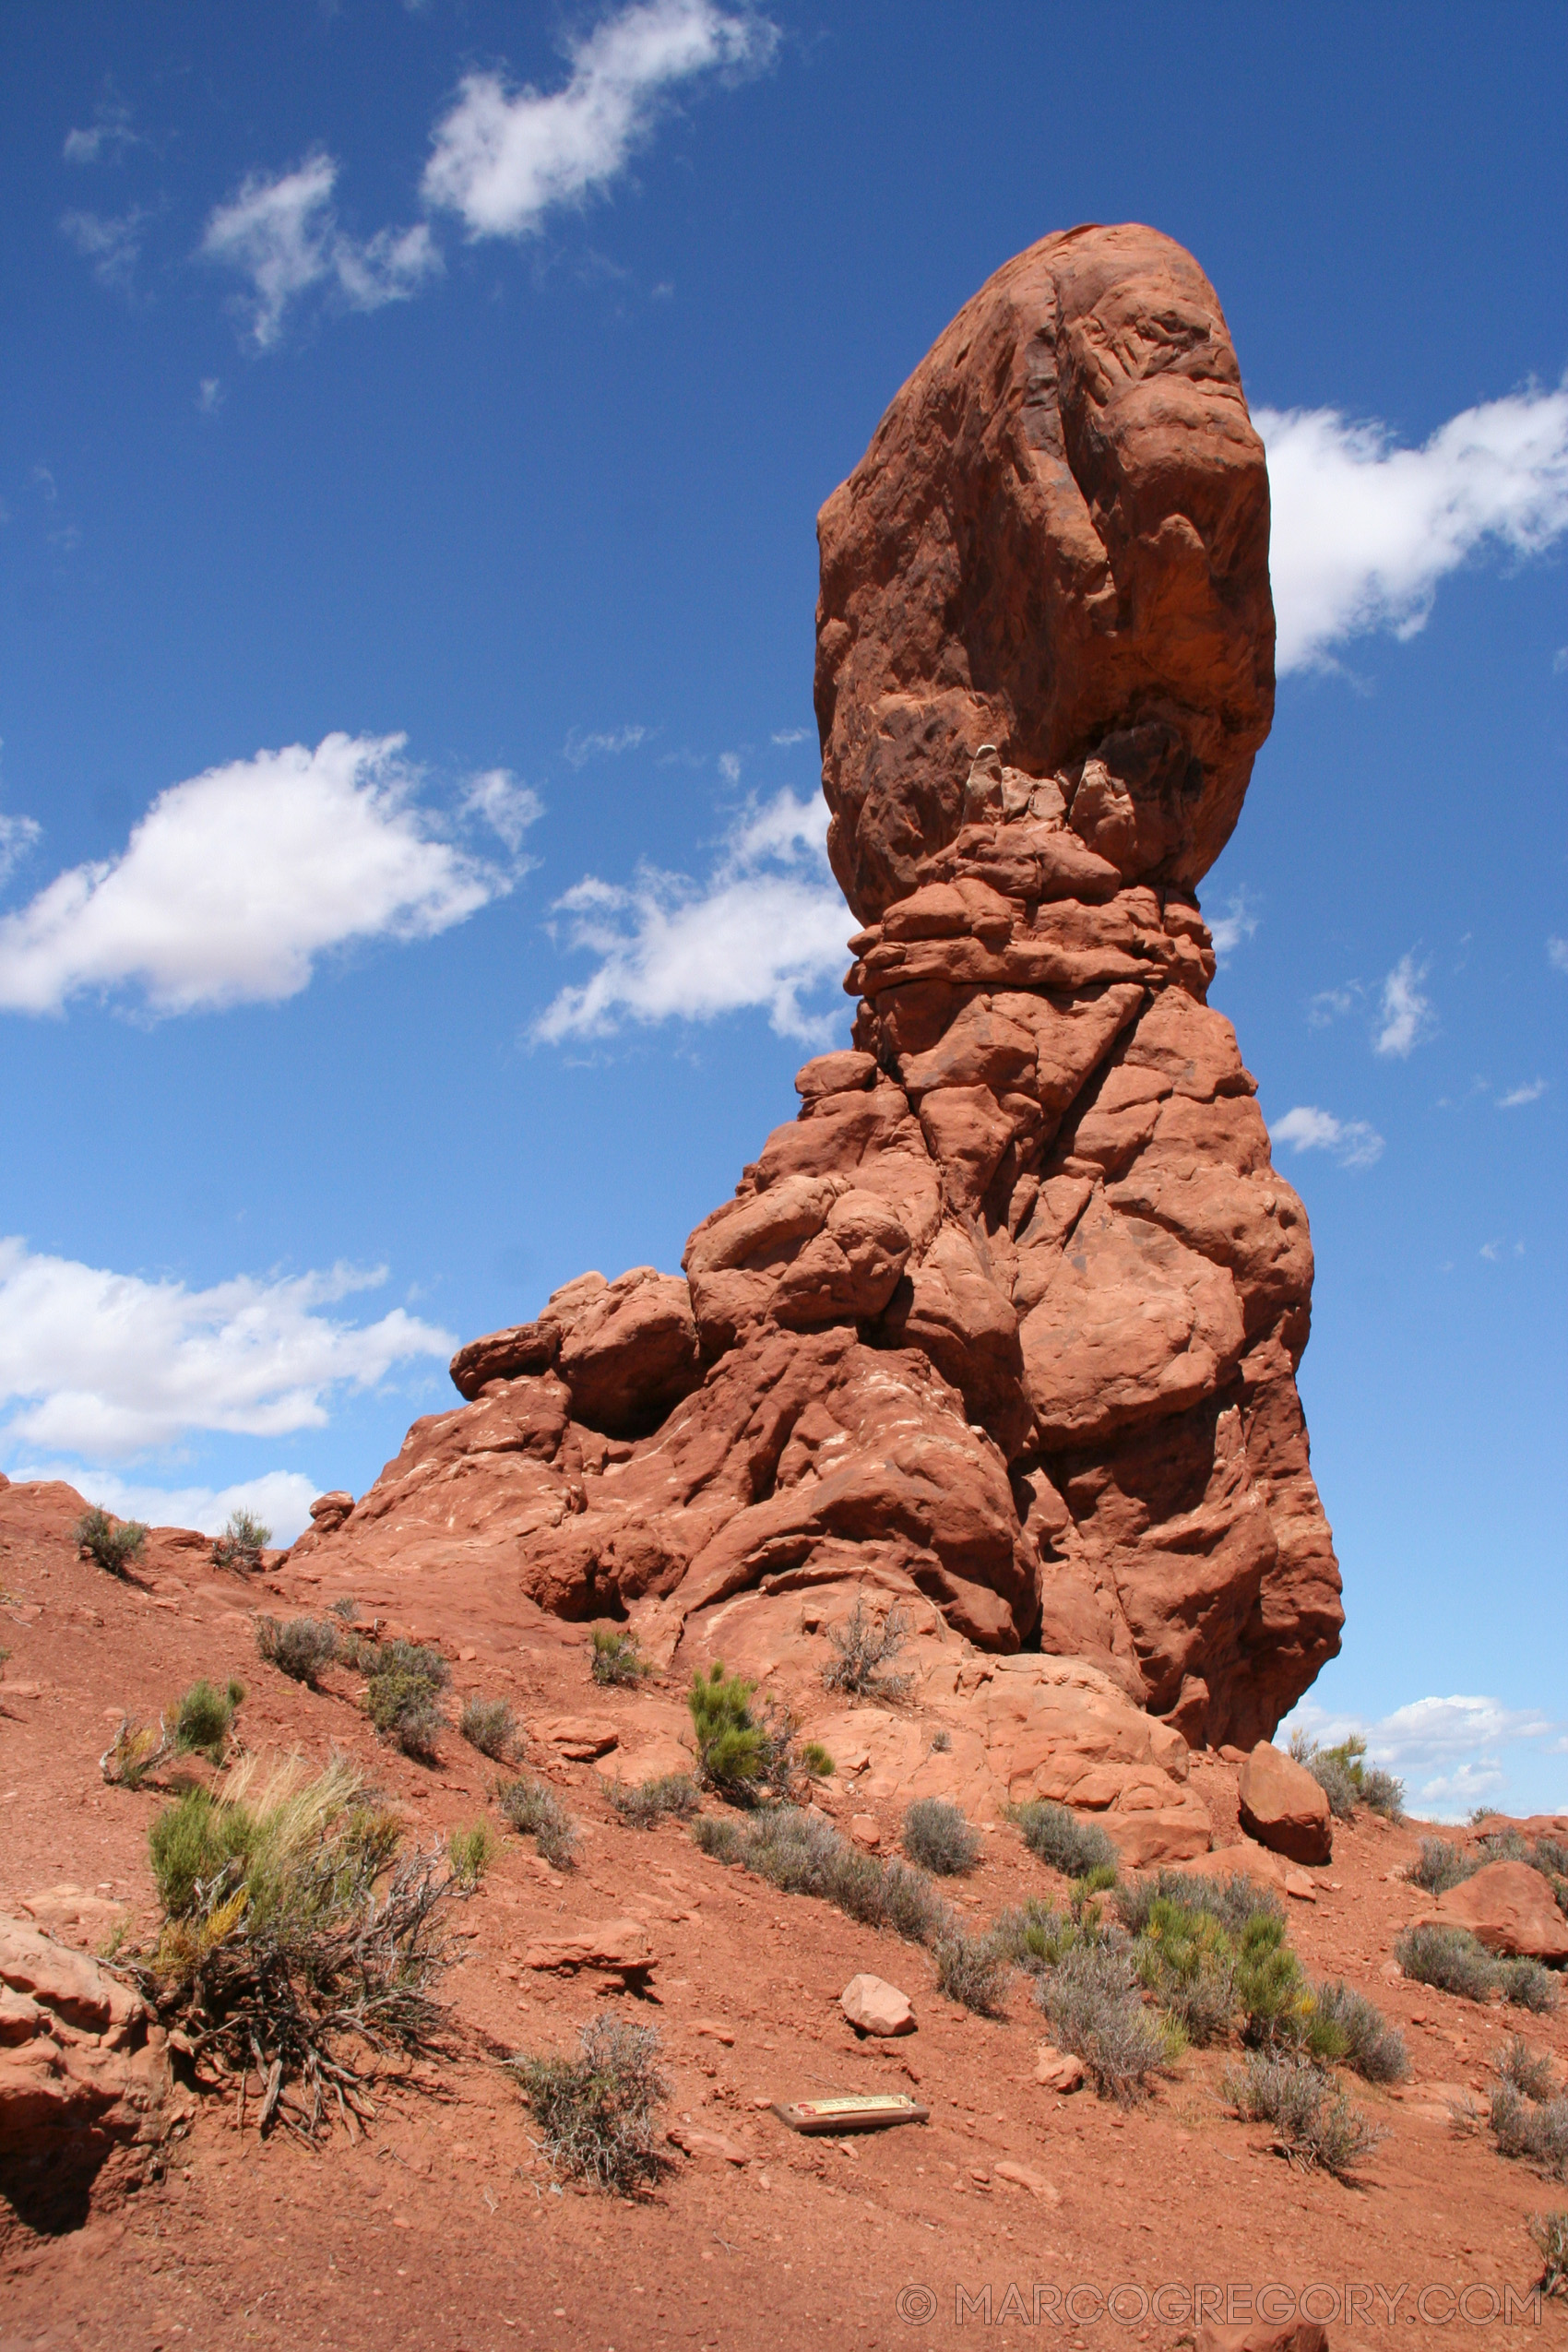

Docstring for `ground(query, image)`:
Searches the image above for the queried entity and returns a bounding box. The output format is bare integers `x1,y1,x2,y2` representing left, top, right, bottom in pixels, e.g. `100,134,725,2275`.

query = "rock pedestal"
295,224,1342,1756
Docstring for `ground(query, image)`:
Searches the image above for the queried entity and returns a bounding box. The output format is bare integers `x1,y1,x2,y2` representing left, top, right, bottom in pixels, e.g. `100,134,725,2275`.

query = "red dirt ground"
1,1476,1563,2352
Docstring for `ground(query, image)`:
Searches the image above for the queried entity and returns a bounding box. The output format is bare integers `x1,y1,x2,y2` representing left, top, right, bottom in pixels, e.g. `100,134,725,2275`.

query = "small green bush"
1037,1942,1175,2105
1012,1800,1116,1881
1500,1957,1560,2015
359,1641,449,1758
932,1928,1010,2017
1226,2053,1384,2179
1500,2037,1557,2102
149,1789,260,1917
692,1813,743,1864
1236,1912,1343,2061
1491,2085,1568,2177
458,1696,517,1761
212,1510,271,1573
1117,1869,1282,1941
800,1741,835,1778
497,1773,576,1870
448,1821,497,1888
511,2015,666,2192
1407,1837,1478,1895
607,1773,701,1829
76,1506,147,1576
1134,1895,1238,2046
590,1625,650,1688
992,1898,1080,1976
255,1615,339,1687
1312,1980,1408,2084
1289,1730,1405,1823
902,1797,980,1876
687,1662,773,1797
172,1677,244,1761
821,1597,913,1702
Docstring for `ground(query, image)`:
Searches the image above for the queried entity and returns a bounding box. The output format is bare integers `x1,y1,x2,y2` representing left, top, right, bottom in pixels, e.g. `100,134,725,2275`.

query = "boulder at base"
1431,1859,1568,1961
841,1974,915,2037
1236,1741,1332,1865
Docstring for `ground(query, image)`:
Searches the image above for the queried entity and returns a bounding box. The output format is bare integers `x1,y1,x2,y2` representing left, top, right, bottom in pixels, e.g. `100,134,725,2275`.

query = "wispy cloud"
1498,1078,1548,1109
1373,953,1434,1058
1208,888,1259,962
563,723,648,768
1260,382,1568,673
534,786,849,1044
771,726,809,746
60,206,149,293
0,732,511,1018
0,814,42,890
1281,1693,1562,1821
1307,982,1359,1028
201,154,440,349
461,768,544,854
1550,937,1568,975
422,0,778,240
1270,1104,1384,1169
63,99,140,167
0,1239,454,1457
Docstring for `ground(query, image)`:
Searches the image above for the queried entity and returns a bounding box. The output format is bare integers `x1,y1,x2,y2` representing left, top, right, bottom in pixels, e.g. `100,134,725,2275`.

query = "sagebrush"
821,1597,913,1701
1011,1800,1117,1881
255,1615,339,1689
512,2015,666,2192
607,1773,700,1829
1226,2052,1384,2179
497,1773,576,1870
458,1696,516,1761
590,1625,650,1688
76,1506,147,1577
902,1797,980,1876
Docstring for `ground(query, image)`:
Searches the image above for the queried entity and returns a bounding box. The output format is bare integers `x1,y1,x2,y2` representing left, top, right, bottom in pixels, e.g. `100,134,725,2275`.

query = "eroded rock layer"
300,223,1341,1748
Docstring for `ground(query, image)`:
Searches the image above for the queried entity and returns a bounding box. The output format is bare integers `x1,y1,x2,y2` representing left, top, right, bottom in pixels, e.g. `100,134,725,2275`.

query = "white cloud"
535,786,849,1044
60,207,148,292
1270,1104,1384,1169
0,732,509,1018
1280,1693,1562,1822
196,377,223,416
19,1466,323,1546
1549,937,1568,974
1498,1078,1548,1109
422,0,778,240
461,768,543,854
0,813,42,889
1208,888,1259,961
201,155,440,349
1259,384,1568,673
0,1238,454,1457
563,723,648,768
63,101,139,167
771,726,809,746
1373,953,1434,1058
1307,982,1359,1028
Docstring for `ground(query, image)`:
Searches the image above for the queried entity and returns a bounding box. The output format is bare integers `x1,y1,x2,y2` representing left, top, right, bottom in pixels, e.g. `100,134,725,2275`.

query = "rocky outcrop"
1426,1861,1568,1961
1238,1740,1335,1865
297,223,1340,1752
0,1915,172,2238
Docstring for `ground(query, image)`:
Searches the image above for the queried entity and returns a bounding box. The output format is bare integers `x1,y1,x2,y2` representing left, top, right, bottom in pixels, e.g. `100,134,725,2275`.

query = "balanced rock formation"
297,222,1341,1752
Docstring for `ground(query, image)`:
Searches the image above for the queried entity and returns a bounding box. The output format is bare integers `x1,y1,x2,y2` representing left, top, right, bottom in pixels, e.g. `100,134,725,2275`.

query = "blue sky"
1,3,1563,1818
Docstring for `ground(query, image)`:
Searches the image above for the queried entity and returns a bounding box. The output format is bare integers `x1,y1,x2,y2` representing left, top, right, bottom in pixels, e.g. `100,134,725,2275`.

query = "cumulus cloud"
422,0,778,240
1498,1078,1548,1109
1281,1693,1562,1821
201,154,440,348
1270,1104,1384,1169
534,786,849,1044
0,1239,454,1457
1373,953,1434,1058
60,207,148,293
0,732,509,1018
563,724,648,768
1208,888,1259,962
21,1466,324,1547
1260,383,1568,674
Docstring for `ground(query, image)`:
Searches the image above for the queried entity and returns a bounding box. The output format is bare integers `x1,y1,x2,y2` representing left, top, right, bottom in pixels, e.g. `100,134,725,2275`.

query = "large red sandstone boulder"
298,223,1340,1754
0,1915,172,2239
1237,1742,1333,1865
1430,1860,1568,1961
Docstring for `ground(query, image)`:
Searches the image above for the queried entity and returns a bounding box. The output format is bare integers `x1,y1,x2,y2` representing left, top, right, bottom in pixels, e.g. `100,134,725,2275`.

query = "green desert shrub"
1133,1895,1238,2046
688,1805,949,1954
143,1756,450,2135
590,1625,650,1688
607,1773,701,1829
255,1615,339,1688
497,1773,576,1870
1037,1941,1176,2106
76,1506,147,1576
511,2015,666,2193
361,1641,450,1759
1235,1912,1344,2061
800,1741,835,1778
1531,2211,1568,2298
686,1661,790,1800
821,1596,913,1701
902,1797,980,1876
172,1677,244,1761
1407,1837,1478,1896
458,1696,517,1761
448,1821,497,1889
1011,1800,1117,1881
992,1898,1081,1977
1117,1869,1282,1941
1312,1980,1408,2084
1491,2085,1568,2178
1289,1730,1405,1823
932,1927,1010,2017
211,1509,271,1574
1226,2053,1384,2180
